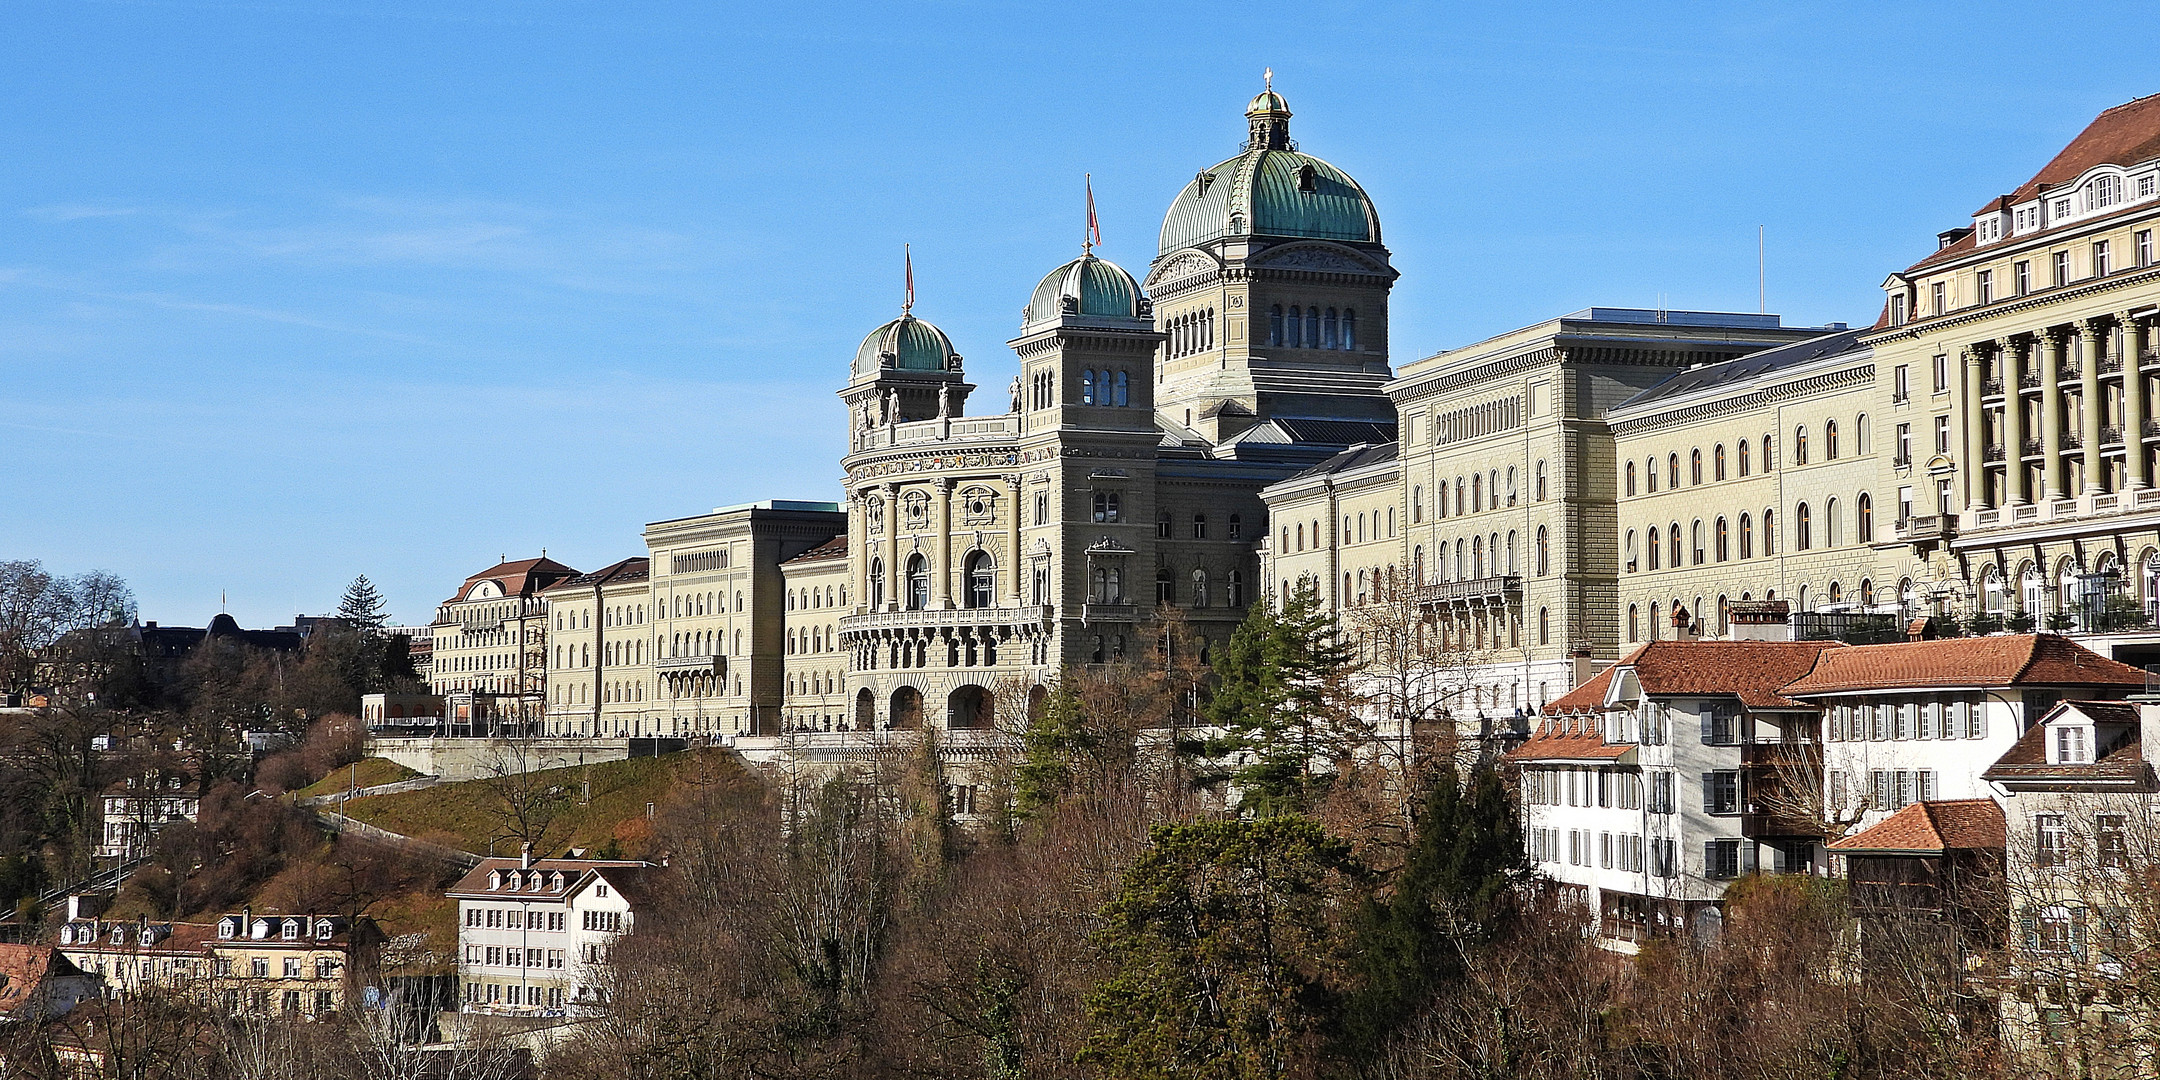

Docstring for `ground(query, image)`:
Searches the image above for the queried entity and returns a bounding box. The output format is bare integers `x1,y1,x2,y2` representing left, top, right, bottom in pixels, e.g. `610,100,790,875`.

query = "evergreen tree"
1014,678,1094,819
336,575,389,634
1341,757,1527,1056
1193,581,1361,816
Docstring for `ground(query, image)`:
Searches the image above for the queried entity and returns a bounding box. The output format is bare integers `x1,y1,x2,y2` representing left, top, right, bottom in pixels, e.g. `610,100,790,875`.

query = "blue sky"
3,0,2154,628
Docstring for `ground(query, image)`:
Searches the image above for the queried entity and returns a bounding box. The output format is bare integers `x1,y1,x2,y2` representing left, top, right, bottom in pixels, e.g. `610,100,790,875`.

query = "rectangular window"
1702,771,1740,815
2054,250,2071,286
1828,770,1847,812
1705,839,1742,880
2057,726,2090,763
1976,269,1994,304
2015,260,2031,294
1871,770,1890,810
1894,770,1914,807
1651,772,1674,815
1934,415,1951,453
2098,814,2129,869
2094,239,2112,276
1931,282,1946,314
2036,813,2068,868
1599,832,1612,869
1919,703,1938,740
1895,424,1911,465
2139,230,2155,268
1932,353,1949,392
1893,365,1910,401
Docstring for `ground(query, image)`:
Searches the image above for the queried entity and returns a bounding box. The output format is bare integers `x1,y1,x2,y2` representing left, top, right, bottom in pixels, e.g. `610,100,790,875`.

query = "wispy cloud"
23,203,147,222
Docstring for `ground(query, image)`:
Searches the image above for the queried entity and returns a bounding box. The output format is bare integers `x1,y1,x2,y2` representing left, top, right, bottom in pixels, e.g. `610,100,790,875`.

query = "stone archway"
855,688,875,731
947,685,992,730
1026,684,1048,722
890,686,923,730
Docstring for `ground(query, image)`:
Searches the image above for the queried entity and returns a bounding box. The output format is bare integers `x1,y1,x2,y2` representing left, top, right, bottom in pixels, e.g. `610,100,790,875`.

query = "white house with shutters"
447,855,656,1016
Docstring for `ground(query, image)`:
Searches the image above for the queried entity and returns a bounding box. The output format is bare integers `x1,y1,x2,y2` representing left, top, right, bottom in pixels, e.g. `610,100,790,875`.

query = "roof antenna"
902,243,914,315
1084,174,1100,254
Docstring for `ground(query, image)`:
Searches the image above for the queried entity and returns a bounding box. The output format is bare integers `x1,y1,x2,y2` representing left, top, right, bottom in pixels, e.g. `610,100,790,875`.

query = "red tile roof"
1982,700,2153,787
442,556,580,604
1503,726,1635,764
1782,634,2146,696
0,943,89,1018
1829,799,2005,853
446,857,651,900
1543,640,1843,714
1898,95,2160,276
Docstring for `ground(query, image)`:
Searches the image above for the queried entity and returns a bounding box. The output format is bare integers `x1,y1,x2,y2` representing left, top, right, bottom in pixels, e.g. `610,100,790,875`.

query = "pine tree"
336,575,389,634
1013,678,1094,820
1194,580,1362,816
1341,757,1527,1055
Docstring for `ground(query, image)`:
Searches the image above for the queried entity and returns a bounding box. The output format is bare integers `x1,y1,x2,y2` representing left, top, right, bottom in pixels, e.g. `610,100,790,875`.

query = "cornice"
1388,348,1558,404
1865,262,2160,347
1609,363,1877,436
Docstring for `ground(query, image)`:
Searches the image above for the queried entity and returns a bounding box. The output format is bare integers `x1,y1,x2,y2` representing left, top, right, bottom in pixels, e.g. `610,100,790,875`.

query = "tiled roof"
588,864,662,909
447,857,650,899
1286,440,1399,481
443,556,580,604
1504,725,1634,763
1829,799,2005,853
1543,640,1843,713
1782,634,2146,696
1982,700,2153,787
58,921,216,956
1900,95,2160,276
783,535,848,564
0,944,86,1017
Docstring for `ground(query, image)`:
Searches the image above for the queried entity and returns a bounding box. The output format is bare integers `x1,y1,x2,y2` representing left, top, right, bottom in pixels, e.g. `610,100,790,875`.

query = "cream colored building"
431,557,579,736
779,536,850,732
542,557,654,737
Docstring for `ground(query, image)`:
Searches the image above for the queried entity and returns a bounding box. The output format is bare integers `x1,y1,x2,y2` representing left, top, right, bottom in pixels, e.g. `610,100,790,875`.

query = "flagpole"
903,244,914,314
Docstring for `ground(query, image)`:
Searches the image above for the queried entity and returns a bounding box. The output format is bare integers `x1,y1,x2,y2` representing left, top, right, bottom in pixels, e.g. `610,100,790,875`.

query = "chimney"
521,843,531,870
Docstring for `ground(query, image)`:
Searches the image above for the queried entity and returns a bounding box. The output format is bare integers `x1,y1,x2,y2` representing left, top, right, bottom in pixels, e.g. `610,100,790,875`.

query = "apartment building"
204,912,381,1018
780,536,851,731
448,856,655,1016
430,557,580,736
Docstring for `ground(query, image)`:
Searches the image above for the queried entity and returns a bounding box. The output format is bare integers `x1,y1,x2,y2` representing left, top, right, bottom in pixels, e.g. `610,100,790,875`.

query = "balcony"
1984,444,2006,461
1892,454,1913,468
1895,515,1957,544
2102,354,2125,374
2021,372,2042,389
1415,575,1522,607
655,654,725,674
2104,425,2125,446
840,604,1056,636
2064,430,2084,449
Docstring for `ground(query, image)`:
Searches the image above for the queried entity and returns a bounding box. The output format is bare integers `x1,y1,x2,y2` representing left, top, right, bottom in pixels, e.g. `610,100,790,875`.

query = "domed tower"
840,309,973,448
1011,252,1160,434
1149,85,1397,445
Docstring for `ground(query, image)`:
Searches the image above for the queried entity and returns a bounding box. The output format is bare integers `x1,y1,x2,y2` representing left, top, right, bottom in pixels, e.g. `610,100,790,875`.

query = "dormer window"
1195,171,1214,195
2055,725,2091,764
315,920,334,939
282,919,301,940
2086,174,2122,211
218,918,236,940
489,871,503,890
1297,165,1317,193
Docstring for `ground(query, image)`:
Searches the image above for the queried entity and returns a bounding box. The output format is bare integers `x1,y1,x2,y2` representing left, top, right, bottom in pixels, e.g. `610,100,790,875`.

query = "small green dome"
1024,254,1147,328
1246,89,1291,117
853,314,959,379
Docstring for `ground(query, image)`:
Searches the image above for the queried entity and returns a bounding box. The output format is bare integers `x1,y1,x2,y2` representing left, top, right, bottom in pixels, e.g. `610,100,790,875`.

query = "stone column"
2040,328,2065,499
2128,314,2151,490
934,477,954,609
2002,338,2029,505
2079,319,2105,494
1962,347,1988,510
1005,474,1025,605
882,482,900,612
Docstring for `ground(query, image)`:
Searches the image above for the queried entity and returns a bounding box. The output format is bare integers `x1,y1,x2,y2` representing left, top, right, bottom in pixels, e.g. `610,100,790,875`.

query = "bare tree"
476,739,569,857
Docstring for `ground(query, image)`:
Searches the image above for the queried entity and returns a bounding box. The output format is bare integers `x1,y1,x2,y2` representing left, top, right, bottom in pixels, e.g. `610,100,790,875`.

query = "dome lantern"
1246,70,1292,151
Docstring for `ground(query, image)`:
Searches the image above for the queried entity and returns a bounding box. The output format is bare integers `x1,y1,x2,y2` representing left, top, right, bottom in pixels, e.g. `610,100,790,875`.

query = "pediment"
1253,242,1383,273
1146,250,1221,288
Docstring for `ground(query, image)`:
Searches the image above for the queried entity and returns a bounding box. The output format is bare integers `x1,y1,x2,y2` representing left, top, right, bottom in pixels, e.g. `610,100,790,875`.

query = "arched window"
1827,497,1842,546
1323,308,1338,349
905,554,930,611
1668,453,1681,489
963,551,995,609
1855,414,1871,455
1227,570,1244,607
1506,466,1519,506
1647,527,1661,570
1715,517,1730,562
1229,513,1243,540
1472,473,1483,513
1286,306,1301,346
1535,460,1548,501
869,559,885,607
1713,444,1726,481
1092,492,1119,522
1080,369,1095,405
1538,607,1551,645
1649,602,1661,641
1738,514,1753,559
1826,420,1840,460
1341,309,1356,350
1628,604,1641,643
1738,439,1751,477
1156,567,1175,604
1691,520,1705,564
1857,494,1873,542
1796,503,1812,550
1305,307,1321,348
1535,527,1549,576
1625,461,1637,496
1690,449,1704,485
1294,523,1304,550
1794,426,1810,464
1626,529,1639,571
1646,458,1659,493
1412,486,1423,522
1668,522,1682,568
1472,536,1485,578
1762,433,1776,468
1763,509,1776,554
1114,370,1130,406
1268,305,1283,346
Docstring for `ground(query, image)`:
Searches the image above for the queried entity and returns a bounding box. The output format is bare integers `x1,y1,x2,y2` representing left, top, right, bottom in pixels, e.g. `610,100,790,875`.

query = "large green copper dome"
1158,91,1381,256
853,313,959,379
1024,253,1147,329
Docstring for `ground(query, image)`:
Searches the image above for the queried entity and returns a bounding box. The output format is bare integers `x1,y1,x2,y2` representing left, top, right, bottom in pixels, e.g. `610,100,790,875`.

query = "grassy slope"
293,757,422,798
337,748,732,858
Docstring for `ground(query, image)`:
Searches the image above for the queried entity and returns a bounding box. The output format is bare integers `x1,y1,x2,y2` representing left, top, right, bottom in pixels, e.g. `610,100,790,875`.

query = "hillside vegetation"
338,747,738,858
292,756,421,798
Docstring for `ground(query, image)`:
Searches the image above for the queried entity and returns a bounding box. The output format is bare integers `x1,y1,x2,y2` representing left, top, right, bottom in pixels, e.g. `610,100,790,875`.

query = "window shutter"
1701,707,1715,744
1741,842,1758,876
2020,908,2039,952
1971,705,1987,740
1703,840,1717,878
1702,774,1717,814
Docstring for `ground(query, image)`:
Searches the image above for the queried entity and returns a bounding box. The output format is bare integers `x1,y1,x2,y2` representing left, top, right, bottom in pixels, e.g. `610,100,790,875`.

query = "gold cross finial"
1264,67,1272,91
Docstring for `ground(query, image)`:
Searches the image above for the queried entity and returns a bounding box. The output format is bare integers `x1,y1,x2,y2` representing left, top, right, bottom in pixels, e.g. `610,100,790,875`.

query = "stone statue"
1008,375,1022,413
882,389,896,425
937,383,951,419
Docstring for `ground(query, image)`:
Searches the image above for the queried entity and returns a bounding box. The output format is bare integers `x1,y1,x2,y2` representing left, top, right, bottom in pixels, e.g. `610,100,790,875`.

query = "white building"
447,856,655,1016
